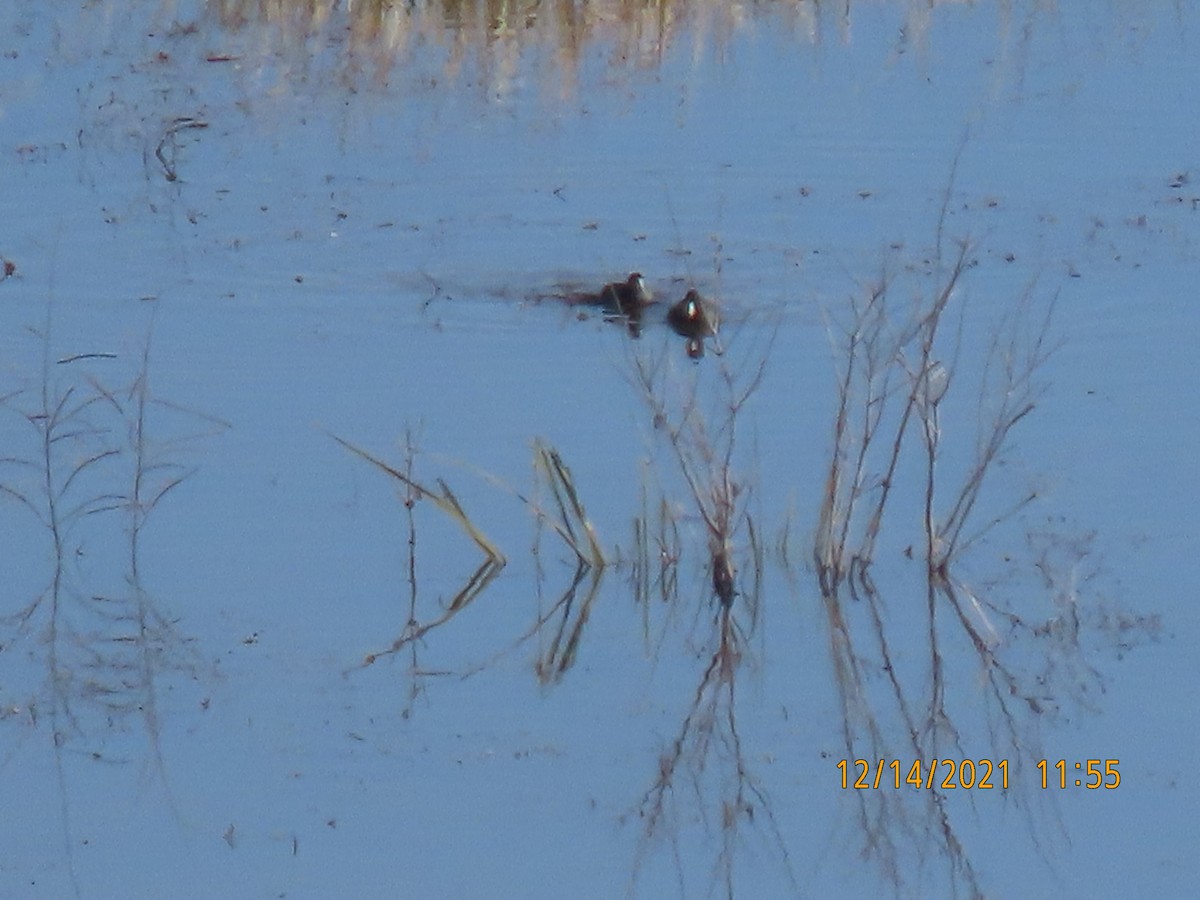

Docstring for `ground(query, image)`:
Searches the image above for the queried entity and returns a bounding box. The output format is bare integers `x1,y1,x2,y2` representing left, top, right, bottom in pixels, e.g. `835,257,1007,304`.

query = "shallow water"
1,2,1197,898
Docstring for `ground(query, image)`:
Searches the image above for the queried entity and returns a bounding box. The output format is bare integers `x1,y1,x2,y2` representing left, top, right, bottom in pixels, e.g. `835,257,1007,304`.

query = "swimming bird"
598,272,654,315
666,289,720,339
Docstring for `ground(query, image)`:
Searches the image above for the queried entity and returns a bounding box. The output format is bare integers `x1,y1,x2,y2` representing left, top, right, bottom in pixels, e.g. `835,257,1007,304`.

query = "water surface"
0,2,1196,898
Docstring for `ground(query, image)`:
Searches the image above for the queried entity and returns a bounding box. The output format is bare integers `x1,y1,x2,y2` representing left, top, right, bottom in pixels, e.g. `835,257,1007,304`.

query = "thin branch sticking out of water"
532,439,606,569
332,434,505,565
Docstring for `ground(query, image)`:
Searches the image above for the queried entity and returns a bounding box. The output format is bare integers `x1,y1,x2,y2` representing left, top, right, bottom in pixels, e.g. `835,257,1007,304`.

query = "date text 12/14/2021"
836,759,1122,790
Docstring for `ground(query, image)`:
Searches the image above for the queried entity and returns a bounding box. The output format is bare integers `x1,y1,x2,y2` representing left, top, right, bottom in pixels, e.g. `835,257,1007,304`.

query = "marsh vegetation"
0,304,226,890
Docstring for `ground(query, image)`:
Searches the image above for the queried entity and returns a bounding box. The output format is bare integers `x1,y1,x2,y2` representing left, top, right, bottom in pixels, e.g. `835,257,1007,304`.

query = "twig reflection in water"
630,602,796,900
332,434,505,696
524,440,606,682
626,325,784,897
0,306,225,885
336,433,612,691
807,238,1151,896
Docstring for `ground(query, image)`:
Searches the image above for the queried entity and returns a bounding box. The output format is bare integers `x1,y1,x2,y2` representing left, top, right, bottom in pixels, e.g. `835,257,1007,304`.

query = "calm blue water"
1,2,1196,897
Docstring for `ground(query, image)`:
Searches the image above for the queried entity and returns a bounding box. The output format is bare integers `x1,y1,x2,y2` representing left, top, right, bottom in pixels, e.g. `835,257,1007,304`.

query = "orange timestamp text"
837,758,1122,790
1036,758,1121,789
837,758,1009,790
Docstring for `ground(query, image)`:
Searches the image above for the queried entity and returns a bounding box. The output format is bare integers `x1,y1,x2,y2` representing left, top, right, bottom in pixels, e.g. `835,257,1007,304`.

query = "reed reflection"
204,0,983,95
0,303,225,881
807,238,1159,896
621,325,785,898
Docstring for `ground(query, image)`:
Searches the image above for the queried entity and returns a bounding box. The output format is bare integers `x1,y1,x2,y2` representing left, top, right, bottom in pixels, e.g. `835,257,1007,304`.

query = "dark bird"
598,272,654,315
666,289,720,339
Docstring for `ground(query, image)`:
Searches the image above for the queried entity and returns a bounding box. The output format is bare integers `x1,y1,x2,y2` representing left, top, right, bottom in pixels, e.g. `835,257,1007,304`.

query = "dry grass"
333,434,505,565
1,302,224,886
2,306,220,722
624,325,790,898
332,433,505,692
806,236,1100,897
335,433,610,690
532,438,605,569
629,333,768,615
